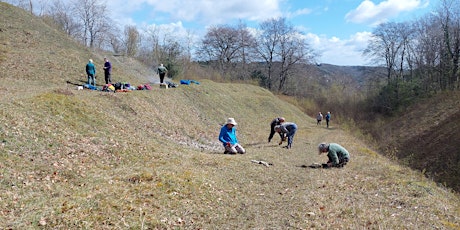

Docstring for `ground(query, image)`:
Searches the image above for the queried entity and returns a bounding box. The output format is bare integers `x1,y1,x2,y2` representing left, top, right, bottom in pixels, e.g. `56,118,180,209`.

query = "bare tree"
437,0,460,90
234,21,257,80
197,25,241,76
411,15,444,92
141,25,189,78
256,17,313,91
364,22,407,82
124,25,140,57
72,0,109,48
47,0,80,36
255,18,281,90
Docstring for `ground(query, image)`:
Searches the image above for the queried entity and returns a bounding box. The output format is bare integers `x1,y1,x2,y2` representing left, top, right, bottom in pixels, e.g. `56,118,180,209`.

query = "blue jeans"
286,124,297,148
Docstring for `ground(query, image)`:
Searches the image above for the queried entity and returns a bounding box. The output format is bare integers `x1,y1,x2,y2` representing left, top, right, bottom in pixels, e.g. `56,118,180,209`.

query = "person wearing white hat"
85,59,96,86
218,118,245,154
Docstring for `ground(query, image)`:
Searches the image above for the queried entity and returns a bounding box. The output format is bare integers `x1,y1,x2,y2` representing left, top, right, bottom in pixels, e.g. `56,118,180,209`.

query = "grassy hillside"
1,3,460,229
371,91,460,191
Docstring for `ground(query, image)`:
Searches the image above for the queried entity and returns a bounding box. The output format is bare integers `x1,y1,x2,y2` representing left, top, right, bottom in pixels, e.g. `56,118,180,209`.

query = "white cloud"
111,0,374,66
287,8,313,19
110,0,283,26
345,0,425,25
306,31,373,66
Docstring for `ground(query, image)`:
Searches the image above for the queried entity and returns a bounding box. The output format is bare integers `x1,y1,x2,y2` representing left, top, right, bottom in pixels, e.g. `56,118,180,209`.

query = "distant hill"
1,3,459,229
312,63,387,88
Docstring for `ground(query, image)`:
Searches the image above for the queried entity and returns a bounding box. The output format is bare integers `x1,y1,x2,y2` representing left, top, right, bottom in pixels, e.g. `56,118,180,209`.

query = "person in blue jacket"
219,118,245,154
325,111,331,128
86,59,96,86
274,122,298,149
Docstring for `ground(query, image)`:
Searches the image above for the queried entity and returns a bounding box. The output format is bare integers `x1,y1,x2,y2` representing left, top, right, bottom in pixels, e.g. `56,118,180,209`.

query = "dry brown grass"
365,91,460,191
1,79,460,229
1,2,460,229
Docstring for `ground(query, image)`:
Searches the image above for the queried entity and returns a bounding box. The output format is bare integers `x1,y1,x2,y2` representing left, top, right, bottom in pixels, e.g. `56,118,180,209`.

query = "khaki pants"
225,143,245,154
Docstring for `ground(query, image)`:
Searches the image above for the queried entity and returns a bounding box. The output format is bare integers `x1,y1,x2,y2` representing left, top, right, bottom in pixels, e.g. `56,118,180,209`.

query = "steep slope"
0,2,154,100
1,3,460,229
375,91,460,191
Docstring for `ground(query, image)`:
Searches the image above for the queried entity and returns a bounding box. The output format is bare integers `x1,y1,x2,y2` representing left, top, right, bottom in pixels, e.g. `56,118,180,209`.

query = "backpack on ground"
114,82,122,90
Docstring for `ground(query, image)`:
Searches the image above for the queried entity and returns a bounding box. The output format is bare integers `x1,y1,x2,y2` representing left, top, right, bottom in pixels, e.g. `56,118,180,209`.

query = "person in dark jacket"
268,117,286,144
318,142,350,168
85,59,96,86
103,57,112,84
325,111,331,128
157,63,168,84
274,122,297,149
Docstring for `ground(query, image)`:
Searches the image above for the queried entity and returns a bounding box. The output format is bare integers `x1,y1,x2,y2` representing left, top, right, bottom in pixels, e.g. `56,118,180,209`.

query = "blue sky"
106,0,433,66
50,0,434,66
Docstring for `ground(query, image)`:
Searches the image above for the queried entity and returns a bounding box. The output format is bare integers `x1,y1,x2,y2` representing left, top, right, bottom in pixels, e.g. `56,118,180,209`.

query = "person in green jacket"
157,63,168,84
86,59,96,86
318,142,350,168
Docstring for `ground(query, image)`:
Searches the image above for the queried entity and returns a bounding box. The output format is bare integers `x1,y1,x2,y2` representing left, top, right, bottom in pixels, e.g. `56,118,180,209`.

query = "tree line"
6,0,460,116
5,0,315,94
364,0,460,115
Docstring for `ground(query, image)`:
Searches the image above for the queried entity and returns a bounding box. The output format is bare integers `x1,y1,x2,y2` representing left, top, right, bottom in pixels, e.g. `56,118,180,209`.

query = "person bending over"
268,117,286,144
274,122,297,149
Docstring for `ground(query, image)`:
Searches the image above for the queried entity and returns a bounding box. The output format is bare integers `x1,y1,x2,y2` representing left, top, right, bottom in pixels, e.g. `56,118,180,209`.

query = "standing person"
85,59,96,86
103,57,112,84
268,117,286,144
274,122,297,149
316,112,323,125
318,142,350,168
325,111,331,128
218,118,245,154
157,63,168,84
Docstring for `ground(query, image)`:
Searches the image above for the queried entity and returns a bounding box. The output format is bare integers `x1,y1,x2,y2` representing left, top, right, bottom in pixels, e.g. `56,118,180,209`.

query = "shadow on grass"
209,151,237,155
67,80,103,87
245,142,288,149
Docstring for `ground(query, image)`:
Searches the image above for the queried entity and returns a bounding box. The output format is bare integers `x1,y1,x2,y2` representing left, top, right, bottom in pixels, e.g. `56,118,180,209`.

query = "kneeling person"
219,118,245,154
318,143,350,168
